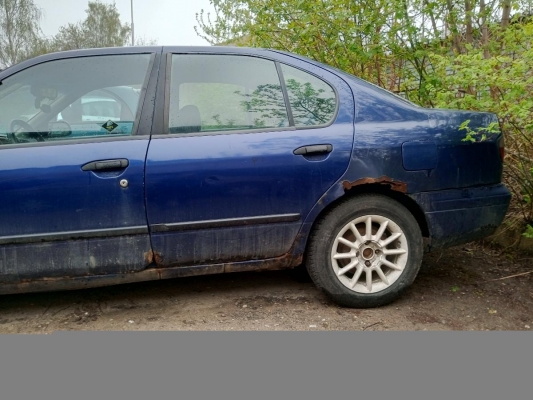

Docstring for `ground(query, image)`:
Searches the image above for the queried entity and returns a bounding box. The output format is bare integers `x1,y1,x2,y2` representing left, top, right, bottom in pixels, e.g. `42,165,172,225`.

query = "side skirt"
0,252,303,295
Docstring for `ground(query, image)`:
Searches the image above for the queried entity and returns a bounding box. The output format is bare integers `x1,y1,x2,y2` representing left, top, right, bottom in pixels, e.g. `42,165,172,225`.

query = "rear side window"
280,64,337,127
0,54,150,146
168,55,289,134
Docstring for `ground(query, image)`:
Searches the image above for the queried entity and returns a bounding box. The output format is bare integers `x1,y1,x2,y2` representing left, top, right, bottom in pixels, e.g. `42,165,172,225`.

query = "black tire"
306,194,423,308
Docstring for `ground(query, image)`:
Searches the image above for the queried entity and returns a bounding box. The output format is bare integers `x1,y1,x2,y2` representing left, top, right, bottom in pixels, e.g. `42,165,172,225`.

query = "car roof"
0,45,417,110
0,46,286,79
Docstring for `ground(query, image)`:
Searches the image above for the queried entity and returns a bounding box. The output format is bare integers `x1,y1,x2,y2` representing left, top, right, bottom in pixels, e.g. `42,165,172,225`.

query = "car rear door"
144,50,354,267
0,51,160,282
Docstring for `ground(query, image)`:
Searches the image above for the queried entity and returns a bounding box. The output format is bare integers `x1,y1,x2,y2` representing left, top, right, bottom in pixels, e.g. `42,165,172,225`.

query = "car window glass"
55,87,140,138
280,64,337,127
169,55,289,134
0,54,150,146
80,91,122,121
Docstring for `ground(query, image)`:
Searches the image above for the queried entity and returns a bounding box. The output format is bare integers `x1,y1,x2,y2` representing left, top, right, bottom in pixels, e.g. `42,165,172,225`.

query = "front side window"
0,54,150,146
80,91,122,121
168,55,289,134
56,87,141,138
280,64,337,127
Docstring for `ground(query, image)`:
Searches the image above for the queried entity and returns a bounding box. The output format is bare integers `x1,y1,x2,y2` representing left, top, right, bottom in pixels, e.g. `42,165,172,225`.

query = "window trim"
153,127,297,140
162,53,339,137
0,134,151,150
129,53,156,136
0,53,156,150
163,52,172,137
164,53,291,136
275,62,295,127
277,62,340,130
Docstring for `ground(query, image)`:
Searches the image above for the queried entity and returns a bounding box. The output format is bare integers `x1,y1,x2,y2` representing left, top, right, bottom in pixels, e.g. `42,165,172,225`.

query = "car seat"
172,105,201,134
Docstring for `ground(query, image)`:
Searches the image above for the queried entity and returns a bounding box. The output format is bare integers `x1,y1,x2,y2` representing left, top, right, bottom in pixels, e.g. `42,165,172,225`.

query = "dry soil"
0,244,532,333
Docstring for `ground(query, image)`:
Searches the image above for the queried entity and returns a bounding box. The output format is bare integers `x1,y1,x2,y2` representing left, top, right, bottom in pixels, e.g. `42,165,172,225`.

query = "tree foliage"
0,1,157,69
197,0,533,231
196,0,530,105
0,0,42,69
135,36,159,46
52,1,131,51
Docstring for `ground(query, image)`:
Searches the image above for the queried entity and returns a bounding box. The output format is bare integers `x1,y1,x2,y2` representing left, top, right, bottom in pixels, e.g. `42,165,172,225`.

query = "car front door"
144,51,354,267
0,52,158,283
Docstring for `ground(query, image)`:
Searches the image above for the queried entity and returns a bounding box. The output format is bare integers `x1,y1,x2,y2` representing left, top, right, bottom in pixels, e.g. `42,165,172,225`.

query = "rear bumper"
410,184,511,250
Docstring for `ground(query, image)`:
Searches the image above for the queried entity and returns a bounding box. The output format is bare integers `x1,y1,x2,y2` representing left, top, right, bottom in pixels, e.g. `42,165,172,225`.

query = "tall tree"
0,0,42,68
52,1,131,51
196,0,441,104
196,0,533,233
135,36,158,46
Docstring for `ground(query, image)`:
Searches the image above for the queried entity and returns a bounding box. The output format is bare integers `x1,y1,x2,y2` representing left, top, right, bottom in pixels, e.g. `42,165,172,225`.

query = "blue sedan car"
0,46,510,307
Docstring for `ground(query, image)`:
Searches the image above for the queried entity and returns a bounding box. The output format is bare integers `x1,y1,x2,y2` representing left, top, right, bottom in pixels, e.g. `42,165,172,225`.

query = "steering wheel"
49,120,73,138
9,119,46,143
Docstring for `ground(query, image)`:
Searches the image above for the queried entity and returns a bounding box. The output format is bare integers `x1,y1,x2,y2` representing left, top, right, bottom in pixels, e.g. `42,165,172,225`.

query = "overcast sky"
35,0,214,46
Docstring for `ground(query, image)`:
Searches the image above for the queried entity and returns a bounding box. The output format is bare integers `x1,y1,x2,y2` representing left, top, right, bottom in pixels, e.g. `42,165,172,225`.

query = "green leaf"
524,225,533,239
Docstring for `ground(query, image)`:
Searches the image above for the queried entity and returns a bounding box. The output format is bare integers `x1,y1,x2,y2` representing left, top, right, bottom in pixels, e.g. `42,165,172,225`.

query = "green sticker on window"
102,120,119,132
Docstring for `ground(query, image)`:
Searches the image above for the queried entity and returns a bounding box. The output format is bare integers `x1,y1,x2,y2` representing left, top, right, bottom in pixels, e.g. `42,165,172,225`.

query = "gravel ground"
0,244,532,333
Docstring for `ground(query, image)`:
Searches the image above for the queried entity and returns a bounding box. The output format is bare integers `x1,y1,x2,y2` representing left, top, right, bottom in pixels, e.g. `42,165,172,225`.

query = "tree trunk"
501,0,511,29
446,0,462,53
480,0,497,99
465,0,473,45
480,0,490,60
423,0,439,39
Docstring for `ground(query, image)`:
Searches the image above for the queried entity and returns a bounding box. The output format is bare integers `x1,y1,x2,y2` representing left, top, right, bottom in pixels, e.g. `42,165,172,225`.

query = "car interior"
0,55,148,145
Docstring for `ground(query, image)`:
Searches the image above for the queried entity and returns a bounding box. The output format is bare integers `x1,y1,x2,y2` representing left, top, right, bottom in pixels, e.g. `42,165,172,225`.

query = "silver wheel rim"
330,215,408,294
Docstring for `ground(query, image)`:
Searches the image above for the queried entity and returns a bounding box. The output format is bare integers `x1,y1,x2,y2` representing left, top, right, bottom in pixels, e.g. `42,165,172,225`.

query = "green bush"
197,1,533,240
428,22,533,226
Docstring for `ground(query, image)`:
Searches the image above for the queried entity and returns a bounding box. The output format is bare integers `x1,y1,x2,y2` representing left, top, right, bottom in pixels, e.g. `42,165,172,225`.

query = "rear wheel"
306,194,423,308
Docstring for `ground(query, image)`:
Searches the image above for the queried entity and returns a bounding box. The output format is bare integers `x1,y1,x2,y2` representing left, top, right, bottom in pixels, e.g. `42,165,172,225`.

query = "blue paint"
145,53,354,264
0,46,511,288
402,141,438,171
410,184,511,248
0,140,152,278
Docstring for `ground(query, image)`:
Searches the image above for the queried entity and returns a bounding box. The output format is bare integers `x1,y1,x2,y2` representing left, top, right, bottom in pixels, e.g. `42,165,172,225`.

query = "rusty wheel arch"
342,176,408,194
310,180,430,242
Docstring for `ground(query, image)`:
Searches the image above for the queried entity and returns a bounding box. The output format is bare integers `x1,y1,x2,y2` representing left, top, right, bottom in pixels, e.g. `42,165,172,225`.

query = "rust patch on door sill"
144,250,163,265
342,176,408,193
224,251,303,274
0,254,303,295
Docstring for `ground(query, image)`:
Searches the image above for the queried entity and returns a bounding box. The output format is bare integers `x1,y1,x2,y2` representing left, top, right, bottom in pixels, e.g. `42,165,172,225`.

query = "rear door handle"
293,144,333,155
82,159,129,171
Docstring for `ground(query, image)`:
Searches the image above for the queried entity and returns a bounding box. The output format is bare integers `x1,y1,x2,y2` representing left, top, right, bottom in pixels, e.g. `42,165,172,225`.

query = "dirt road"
0,245,531,333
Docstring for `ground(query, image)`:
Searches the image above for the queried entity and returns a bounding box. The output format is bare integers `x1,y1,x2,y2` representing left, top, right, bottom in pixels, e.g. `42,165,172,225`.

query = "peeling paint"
144,250,163,266
0,255,303,295
342,176,408,193
224,251,303,274
0,236,152,284
153,251,163,265
144,250,154,264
